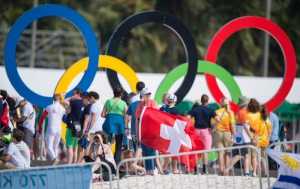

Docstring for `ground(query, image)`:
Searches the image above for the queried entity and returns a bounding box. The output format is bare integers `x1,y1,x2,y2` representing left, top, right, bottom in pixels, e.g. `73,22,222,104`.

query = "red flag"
139,107,203,170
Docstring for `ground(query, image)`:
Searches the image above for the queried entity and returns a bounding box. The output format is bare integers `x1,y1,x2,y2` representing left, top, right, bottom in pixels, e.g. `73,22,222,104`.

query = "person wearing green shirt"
101,87,127,164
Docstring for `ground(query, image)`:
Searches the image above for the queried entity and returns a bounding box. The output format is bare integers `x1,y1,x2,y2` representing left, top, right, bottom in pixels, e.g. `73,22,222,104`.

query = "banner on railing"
0,164,92,189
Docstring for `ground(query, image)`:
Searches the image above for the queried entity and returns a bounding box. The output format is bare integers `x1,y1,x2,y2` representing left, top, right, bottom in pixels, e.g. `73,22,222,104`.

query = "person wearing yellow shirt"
212,98,235,175
247,99,272,176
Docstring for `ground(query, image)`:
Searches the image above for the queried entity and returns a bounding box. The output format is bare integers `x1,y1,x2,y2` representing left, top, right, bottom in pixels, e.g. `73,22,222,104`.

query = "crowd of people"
0,81,282,178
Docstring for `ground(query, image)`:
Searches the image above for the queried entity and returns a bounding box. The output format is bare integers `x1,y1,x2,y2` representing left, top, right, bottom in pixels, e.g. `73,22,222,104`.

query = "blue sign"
0,164,92,189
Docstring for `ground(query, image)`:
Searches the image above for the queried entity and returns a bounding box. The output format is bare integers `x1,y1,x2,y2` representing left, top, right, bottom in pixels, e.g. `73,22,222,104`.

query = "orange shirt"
247,112,272,148
215,108,235,133
236,108,248,124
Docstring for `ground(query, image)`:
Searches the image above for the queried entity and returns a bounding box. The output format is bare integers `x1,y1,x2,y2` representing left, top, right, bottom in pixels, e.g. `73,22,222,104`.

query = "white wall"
0,66,299,106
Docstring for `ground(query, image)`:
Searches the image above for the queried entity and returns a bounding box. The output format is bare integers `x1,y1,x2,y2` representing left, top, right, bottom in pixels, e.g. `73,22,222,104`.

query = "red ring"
205,16,297,112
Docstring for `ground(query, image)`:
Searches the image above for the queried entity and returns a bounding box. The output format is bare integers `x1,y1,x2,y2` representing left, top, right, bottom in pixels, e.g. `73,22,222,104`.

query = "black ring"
105,11,198,102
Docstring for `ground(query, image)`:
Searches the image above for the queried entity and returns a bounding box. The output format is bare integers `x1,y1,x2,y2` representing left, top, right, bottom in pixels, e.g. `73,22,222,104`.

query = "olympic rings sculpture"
3,4,297,112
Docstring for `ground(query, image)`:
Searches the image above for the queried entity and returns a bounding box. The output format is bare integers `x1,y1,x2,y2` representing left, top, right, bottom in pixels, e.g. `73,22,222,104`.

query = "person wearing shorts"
77,92,91,163
247,99,272,176
213,98,235,175
226,96,252,175
160,94,180,174
248,102,272,176
65,88,83,164
188,94,216,174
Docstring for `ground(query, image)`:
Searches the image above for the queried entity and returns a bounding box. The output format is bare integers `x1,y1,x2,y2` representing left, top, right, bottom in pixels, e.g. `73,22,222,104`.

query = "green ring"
154,60,242,104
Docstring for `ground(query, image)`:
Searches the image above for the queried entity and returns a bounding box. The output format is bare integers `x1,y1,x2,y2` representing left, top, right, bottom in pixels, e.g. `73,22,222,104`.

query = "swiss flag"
139,107,203,170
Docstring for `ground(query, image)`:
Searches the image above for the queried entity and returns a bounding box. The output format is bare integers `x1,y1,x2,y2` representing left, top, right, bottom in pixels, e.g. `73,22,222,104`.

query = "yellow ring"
55,55,139,94
55,55,139,143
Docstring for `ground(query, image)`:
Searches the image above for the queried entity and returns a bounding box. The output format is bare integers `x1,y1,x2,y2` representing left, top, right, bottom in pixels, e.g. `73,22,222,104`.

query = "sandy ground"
93,174,276,189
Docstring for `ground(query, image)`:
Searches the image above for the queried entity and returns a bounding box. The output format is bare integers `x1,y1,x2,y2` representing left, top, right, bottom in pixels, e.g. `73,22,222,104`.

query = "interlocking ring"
155,60,242,106
4,4,99,107
204,16,297,111
106,11,198,103
55,55,139,94
3,5,297,112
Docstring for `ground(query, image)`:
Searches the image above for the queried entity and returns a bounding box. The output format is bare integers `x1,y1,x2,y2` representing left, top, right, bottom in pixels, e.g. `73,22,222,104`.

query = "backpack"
0,101,9,128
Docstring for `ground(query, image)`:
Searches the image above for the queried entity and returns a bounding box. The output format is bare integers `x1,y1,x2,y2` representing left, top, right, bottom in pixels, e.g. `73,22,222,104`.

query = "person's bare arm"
230,112,236,135
82,114,90,135
125,114,131,128
14,107,27,123
124,106,128,130
123,106,128,117
90,113,96,129
87,144,93,157
101,107,107,118
0,154,11,162
245,125,252,139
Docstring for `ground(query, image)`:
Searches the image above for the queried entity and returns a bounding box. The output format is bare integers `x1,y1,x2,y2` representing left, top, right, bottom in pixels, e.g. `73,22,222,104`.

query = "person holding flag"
135,87,163,175
137,92,203,173
160,93,181,174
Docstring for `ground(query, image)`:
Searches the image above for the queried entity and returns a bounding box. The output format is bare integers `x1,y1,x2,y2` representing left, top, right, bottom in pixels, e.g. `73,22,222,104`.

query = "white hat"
167,94,177,102
140,88,151,97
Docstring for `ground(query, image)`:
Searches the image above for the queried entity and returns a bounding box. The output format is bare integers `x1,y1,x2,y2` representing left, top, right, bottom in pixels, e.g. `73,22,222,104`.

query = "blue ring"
4,4,99,107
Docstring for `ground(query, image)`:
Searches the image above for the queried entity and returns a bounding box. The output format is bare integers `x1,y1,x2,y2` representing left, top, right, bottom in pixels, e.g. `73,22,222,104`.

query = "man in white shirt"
0,140,28,169
87,91,103,134
44,94,65,161
13,129,31,167
15,98,36,150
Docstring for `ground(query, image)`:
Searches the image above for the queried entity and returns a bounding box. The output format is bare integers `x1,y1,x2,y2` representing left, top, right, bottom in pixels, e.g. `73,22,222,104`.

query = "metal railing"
116,145,273,189
268,140,300,154
7,141,300,189
2,143,288,189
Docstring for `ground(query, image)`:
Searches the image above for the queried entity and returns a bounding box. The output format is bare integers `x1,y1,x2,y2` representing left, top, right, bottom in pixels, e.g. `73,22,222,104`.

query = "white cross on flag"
139,107,203,169
160,119,192,154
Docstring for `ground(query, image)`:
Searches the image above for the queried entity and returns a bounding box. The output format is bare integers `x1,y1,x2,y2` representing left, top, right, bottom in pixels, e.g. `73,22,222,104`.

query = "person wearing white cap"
14,97,36,151
135,87,163,175
160,93,170,108
160,94,180,174
160,93,178,115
